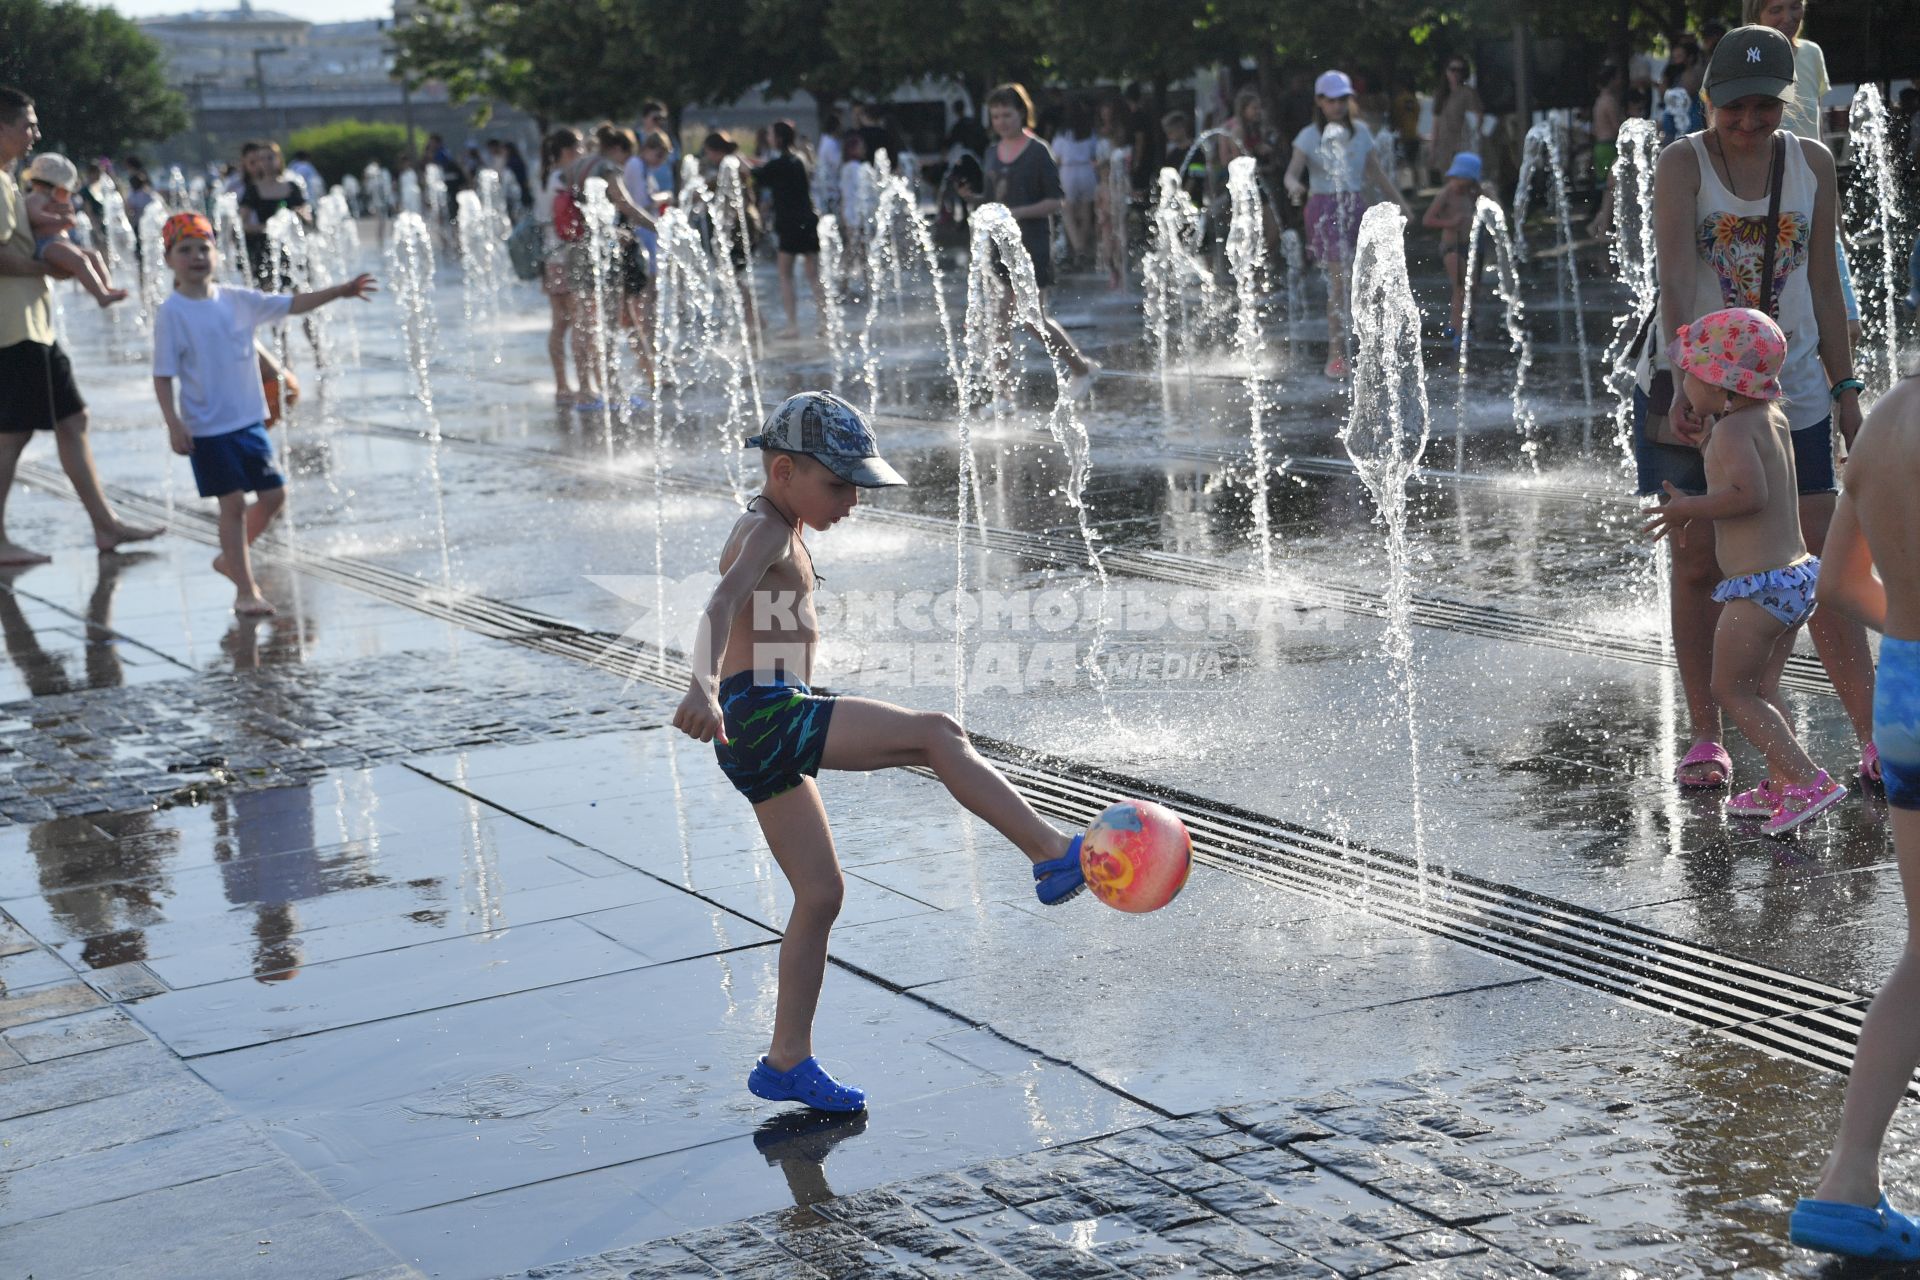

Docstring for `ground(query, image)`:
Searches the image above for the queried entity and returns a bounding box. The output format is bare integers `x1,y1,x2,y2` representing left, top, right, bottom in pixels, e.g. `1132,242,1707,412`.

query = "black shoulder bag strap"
1758,131,1785,318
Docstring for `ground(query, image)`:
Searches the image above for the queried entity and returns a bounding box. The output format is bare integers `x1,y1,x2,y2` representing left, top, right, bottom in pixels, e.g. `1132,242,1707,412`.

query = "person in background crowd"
814,111,844,217
960,82,1097,399
1284,69,1412,380
1429,56,1483,188
756,120,824,340
537,127,588,407
854,104,901,174
236,140,309,291
287,150,323,199
1051,98,1098,271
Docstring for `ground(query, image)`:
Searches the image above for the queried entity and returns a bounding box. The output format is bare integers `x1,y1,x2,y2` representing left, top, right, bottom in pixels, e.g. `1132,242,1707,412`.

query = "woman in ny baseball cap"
1636,18,1872,801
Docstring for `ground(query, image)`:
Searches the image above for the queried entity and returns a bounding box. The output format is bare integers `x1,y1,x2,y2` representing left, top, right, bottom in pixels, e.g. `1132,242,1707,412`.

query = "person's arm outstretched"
672,514,791,744
1640,425,1767,543
289,273,377,315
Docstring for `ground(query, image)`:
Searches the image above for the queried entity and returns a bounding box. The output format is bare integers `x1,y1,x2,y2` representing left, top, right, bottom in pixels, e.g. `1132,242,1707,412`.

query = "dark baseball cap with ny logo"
1703,24,1796,105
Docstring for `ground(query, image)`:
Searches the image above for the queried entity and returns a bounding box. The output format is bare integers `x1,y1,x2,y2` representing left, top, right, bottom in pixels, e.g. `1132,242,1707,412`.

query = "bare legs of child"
1812,807,1920,1209
750,698,1072,1075
211,487,284,615
1710,599,1821,788
43,242,127,307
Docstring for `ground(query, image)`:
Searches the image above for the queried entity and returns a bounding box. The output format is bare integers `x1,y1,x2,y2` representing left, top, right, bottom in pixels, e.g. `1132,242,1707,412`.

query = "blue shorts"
1632,386,1837,498
713,672,837,804
1876,636,1920,810
189,423,285,498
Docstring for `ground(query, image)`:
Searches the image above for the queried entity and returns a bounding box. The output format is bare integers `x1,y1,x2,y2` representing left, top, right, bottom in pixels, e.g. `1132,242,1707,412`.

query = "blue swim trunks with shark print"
714,672,838,804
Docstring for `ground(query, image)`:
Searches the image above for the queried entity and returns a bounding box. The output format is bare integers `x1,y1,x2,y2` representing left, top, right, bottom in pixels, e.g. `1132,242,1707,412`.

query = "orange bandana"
161,211,213,251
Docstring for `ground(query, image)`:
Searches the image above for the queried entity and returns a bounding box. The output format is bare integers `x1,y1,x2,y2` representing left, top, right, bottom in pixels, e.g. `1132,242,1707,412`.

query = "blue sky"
88,0,395,22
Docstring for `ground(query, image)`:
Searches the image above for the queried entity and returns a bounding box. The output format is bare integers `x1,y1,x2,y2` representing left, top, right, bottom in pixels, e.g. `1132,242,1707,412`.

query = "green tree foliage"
392,0,660,128
392,0,1745,126
287,120,410,185
0,0,186,160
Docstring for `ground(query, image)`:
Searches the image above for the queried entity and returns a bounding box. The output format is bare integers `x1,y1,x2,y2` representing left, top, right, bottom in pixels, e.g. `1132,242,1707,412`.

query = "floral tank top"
1686,131,1826,430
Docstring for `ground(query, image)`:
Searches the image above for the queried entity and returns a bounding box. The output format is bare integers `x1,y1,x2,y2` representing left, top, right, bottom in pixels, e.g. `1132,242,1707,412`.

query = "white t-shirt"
1292,120,1376,195
152,286,294,437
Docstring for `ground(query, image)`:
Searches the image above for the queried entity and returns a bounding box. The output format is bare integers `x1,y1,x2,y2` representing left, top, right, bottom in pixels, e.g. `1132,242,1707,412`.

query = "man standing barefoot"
0,86,161,565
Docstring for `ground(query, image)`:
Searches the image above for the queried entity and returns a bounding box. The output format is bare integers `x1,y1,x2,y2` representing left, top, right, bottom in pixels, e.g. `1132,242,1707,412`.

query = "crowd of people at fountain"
6,0,1920,1261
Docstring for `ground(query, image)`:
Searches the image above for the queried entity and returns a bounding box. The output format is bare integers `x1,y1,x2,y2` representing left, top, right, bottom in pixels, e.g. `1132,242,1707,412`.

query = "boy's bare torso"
717,504,819,685
1846,377,1920,639
1707,403,1805,580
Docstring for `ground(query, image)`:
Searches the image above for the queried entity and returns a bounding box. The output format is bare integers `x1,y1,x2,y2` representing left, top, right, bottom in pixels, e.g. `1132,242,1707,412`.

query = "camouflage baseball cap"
745,390,907,488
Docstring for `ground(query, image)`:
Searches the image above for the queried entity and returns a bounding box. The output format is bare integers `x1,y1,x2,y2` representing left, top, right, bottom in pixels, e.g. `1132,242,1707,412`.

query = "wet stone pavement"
5,258,1918,1277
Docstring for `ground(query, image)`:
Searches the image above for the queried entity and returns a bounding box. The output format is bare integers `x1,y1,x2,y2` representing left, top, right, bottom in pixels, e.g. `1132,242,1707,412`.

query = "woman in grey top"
959,83,1096,399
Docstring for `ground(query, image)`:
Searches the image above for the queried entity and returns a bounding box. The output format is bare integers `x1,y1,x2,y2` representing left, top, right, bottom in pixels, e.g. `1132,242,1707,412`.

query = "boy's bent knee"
924,711,968,749
792,872,845,920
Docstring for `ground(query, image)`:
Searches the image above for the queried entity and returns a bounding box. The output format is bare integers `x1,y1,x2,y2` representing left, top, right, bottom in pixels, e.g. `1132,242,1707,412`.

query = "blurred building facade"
139,1,537,168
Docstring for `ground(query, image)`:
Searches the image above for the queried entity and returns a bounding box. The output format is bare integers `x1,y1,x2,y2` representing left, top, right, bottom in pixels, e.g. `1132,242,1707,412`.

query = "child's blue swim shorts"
1877,636,1920,810
714,671,837,804
190,422,285,499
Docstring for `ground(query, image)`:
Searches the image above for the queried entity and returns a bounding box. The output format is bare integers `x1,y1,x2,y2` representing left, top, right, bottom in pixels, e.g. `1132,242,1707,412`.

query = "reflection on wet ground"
0,259,1908,1277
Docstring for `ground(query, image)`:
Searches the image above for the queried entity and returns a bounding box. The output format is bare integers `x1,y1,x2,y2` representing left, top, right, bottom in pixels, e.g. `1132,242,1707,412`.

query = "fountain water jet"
1339,204,1433,882
1452,196,1535,471
385,211,437,412
816,214,849,390
1141,168,1223,386
1513,121,1595,415
1224,157,1275,582
958,205,1110,718
1844,85,1907,397
1604,119,1661,470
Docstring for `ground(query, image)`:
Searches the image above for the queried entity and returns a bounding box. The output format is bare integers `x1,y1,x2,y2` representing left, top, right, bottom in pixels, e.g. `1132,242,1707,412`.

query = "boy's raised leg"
820,696,1071,865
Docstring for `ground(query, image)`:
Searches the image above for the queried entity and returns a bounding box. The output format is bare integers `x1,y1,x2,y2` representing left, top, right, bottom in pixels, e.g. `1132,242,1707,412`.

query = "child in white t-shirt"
151,212,375,616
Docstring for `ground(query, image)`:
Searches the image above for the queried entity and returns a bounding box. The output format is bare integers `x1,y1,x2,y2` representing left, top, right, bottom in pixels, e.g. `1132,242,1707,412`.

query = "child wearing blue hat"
671,390,1093,1114
1422,151,1483,344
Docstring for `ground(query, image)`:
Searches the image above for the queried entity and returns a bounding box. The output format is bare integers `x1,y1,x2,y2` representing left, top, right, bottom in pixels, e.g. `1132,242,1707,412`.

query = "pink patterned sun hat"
1666,307,1787,401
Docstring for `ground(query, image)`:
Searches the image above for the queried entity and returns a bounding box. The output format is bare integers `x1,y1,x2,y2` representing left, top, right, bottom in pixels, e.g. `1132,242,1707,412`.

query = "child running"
671,391,1090,1112
152,212,375,616
23,154,126,307
1421,151,1482,346
1641,308,1844,836
1790,369,1920,1261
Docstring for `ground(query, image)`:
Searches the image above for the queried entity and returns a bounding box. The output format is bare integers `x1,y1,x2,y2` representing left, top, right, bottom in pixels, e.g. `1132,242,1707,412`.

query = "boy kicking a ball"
672,390,1088,1112
151,212,374,616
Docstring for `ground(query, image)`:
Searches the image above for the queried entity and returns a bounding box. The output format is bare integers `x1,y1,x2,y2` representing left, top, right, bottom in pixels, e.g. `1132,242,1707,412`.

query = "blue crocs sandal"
1033,834,1085,906
1789,1194,1920,1261
747,1056,866,1113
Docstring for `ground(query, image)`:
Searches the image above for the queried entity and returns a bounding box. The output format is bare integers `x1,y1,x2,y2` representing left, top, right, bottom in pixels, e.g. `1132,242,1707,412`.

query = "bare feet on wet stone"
95,522,162,552
233,592,275,617
0,540,51,566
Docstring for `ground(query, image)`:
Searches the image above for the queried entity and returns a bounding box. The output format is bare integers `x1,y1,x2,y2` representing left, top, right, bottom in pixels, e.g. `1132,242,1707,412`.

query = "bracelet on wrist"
1830,377,1865,400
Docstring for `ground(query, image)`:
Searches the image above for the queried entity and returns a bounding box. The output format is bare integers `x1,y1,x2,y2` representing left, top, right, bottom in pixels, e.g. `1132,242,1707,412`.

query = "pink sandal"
1677,740,1732,790
1727,779,1778,818
1763,771,1845,838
